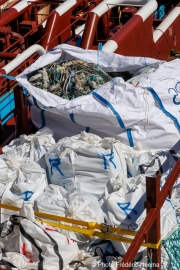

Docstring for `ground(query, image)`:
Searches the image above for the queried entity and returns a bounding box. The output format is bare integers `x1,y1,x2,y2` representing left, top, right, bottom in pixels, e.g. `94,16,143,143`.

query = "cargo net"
163,225,180,270
28,60,113,100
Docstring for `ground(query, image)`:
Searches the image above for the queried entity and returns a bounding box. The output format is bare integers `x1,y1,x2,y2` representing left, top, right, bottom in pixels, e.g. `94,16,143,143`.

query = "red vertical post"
81,12,99,49
14,85,29,137
146,174,161,270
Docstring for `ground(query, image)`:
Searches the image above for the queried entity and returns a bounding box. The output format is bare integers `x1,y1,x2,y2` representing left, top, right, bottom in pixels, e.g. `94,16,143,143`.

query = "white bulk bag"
0,216,79,269
66,191,104,224
45,132,127,198
124,150,176,178
35,184,68,217
1,252,32,270
0,155,47,222
0,157,17,184
104,174,177,255
36,186,105,244
2,127,55,168
0,157,17,201
15,44,180,150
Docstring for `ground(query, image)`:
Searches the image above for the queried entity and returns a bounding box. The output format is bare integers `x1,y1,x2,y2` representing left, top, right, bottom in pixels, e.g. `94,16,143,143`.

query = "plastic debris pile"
28,60,113,100
0,128,179,270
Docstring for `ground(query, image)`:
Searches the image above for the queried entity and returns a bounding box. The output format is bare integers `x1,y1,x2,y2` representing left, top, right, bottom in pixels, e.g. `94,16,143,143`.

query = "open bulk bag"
45,132,127,198
0,155,47,222
15,44,180,150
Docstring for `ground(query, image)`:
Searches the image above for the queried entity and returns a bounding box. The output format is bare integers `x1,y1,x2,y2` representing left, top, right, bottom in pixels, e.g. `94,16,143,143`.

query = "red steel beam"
0,52,18,60
44,10,88,46
117,174,161,270
104,2,180,60
14,85,29,137
146,174,161,270
0,0,40,27
42,0,88,50
81,0,118,50
43,0,103,49
160,157,180,207
81,12,99,49
117,208,157,270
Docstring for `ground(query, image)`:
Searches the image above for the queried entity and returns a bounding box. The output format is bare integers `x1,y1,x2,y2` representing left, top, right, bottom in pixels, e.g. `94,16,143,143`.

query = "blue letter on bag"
101,151,116,170
49,158,64,176
117,202,137,219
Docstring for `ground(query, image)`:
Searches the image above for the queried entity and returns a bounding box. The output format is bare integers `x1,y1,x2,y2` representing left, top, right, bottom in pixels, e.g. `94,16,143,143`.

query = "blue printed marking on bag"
166,197,174,209
101,151,116,170
92,92,134,147
22,191,34,201
117,202,137,219
1,74,16,81
147,87,180,132
49,158,64,176
127,172,132,178
168,82,180,105
160,184,174,209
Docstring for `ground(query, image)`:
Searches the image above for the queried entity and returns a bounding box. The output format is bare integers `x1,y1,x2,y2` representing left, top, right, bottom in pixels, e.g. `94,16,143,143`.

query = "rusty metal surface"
146,175,161,270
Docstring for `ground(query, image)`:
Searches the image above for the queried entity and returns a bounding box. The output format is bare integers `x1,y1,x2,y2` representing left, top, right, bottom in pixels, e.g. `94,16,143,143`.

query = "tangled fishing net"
162,225,180,270
28,60,113,100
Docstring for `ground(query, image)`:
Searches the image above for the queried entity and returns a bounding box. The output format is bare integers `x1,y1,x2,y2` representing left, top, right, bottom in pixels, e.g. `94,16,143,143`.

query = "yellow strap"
35,212,136,236
0,203,19,211
0,203,135,236
0,203,161,249
37,219,161,249
94,232,161,249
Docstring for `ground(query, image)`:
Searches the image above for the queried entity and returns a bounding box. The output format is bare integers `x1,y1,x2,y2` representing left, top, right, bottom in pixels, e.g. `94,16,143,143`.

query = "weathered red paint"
0,0,39,27
81,12,99,49
42,0,89,50
0,52,18,60
109,4,180,60
0,69,6,74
